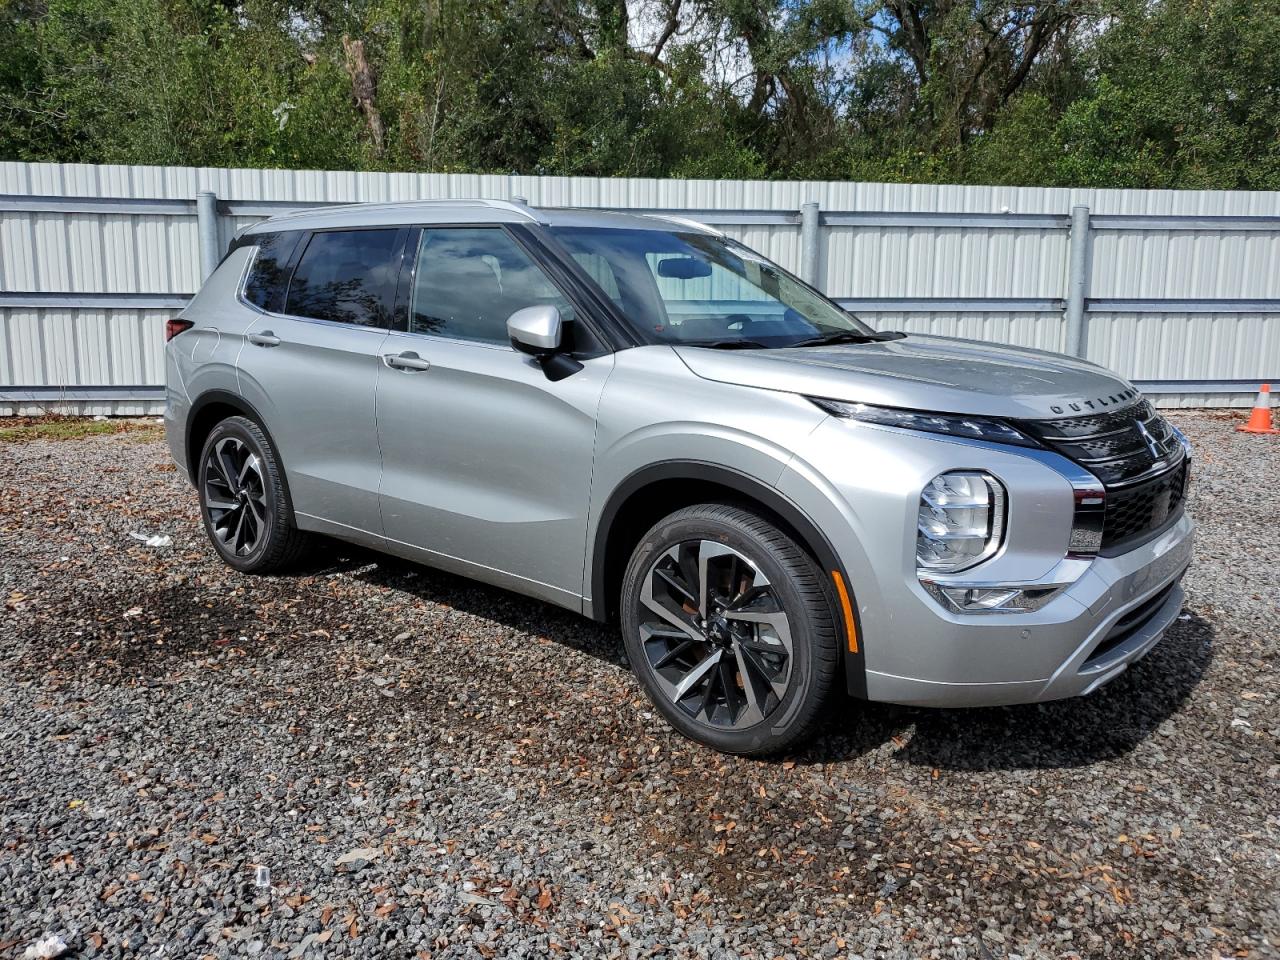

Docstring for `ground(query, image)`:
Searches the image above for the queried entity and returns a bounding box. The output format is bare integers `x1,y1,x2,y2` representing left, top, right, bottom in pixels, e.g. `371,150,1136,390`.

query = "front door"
375,226,613,608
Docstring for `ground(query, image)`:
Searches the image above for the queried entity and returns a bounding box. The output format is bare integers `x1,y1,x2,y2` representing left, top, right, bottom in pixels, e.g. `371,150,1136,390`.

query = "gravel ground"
0,411,1276,960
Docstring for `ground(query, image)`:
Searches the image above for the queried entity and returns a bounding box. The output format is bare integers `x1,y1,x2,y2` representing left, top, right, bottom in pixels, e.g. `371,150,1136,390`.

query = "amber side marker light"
831,571,858,653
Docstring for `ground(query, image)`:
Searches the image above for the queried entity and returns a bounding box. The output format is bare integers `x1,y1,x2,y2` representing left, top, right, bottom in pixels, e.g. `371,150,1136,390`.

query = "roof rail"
648,213,723,237
439,198,541,222
258,196,541,225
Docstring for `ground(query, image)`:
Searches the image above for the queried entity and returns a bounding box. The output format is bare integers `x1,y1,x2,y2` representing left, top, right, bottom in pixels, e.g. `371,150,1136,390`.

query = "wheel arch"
185,393,299,528
589,461,867,697
186,389,312,572
184,390,270,479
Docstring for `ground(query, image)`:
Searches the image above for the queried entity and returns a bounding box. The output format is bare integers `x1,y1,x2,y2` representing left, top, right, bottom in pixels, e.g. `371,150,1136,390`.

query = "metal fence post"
1064,204,1091,357
196,190,219,282
800,201,820,289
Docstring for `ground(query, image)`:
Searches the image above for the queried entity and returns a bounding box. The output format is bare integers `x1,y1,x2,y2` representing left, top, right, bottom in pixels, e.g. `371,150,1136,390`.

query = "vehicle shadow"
325,545,1215,773
343,550,628,668
803,611,1215,772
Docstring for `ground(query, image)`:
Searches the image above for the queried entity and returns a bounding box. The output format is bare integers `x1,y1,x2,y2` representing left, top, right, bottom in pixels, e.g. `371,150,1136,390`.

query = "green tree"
1053,0,1280,189
1,0,1276,189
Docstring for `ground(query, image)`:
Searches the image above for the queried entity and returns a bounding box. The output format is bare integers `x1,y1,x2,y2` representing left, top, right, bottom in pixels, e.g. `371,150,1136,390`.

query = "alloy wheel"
638,539,794,729
202,436,268,557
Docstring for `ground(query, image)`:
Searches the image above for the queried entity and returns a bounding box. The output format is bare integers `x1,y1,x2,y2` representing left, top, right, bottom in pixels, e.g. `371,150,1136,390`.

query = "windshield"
550,227,874,347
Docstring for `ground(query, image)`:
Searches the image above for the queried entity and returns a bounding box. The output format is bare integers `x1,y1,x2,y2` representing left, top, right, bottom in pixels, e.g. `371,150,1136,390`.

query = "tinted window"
243,231,302,312
285,229,402,326
410,228,574,344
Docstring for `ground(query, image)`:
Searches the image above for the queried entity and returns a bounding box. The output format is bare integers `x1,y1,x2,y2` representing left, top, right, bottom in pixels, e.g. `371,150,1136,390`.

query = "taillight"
166,318,194,341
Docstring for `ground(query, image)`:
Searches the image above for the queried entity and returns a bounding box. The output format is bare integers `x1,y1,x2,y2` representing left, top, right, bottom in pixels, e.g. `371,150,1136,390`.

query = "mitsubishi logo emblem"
1135,420,1162,459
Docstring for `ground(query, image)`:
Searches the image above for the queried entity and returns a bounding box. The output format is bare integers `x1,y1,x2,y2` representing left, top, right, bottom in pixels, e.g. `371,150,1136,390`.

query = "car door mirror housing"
507,305,583,381
507,305,563,356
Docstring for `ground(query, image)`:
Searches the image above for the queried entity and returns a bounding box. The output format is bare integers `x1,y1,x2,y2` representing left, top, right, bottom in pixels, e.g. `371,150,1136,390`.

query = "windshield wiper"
680,339,769,350
788,330,907,348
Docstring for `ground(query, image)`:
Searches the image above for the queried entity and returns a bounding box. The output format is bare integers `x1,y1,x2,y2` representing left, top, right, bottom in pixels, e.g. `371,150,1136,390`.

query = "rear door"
236,227,407,536
374,225,613,607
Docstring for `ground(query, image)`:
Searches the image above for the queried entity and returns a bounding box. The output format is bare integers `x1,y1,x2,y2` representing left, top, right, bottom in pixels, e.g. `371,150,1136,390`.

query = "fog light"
916,471,1005,573
941,586,1022,609
924,583,1061,613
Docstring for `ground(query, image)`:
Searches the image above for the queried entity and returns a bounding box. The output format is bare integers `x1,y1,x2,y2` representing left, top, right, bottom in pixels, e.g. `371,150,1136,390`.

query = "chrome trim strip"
1101,448,1187,490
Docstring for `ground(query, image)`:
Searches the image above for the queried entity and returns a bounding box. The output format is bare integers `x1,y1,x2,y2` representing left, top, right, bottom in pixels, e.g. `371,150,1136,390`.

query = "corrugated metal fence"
2,161,1278,414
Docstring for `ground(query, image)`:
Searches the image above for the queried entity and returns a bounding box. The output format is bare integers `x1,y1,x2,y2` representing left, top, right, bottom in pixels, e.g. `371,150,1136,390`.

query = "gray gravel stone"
0,412,1276,958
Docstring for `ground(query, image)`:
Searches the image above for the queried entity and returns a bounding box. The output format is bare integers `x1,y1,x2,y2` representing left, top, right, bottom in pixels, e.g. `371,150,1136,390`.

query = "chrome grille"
1015,399,1190,552
1100,461,1189,550
1017,400,1185,487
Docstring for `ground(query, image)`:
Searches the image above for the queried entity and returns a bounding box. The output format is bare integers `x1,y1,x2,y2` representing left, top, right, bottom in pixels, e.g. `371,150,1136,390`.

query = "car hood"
673,335,1140,420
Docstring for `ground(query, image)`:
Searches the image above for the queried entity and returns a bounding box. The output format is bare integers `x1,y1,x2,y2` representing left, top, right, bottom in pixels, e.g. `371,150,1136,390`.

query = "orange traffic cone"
1238,384,1279,434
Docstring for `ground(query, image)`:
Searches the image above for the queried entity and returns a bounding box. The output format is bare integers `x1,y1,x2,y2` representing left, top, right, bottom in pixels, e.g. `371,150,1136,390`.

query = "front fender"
584,347,868,695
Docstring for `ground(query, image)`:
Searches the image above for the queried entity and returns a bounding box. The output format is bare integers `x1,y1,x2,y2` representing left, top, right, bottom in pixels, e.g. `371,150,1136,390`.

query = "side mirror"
506,304,583,382
507,305,562,356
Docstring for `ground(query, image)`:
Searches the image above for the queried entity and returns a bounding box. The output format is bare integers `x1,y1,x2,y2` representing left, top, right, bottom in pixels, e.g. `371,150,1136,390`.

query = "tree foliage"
1,0,1277,188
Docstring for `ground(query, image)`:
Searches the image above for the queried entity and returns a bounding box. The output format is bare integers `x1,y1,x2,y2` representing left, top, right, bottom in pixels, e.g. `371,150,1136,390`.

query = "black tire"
196,416,310,574
620,503,840,756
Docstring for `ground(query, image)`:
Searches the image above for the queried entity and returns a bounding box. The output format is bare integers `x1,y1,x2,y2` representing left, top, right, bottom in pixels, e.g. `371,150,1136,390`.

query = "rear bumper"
863,512,1194,707
163,390,192,484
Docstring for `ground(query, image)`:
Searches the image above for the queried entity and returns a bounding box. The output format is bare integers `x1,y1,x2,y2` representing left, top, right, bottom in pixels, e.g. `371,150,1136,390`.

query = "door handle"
384,351,431,372
248,331,281,347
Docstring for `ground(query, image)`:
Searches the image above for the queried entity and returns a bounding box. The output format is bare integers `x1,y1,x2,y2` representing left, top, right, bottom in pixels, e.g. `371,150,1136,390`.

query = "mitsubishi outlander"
164,200,1194,755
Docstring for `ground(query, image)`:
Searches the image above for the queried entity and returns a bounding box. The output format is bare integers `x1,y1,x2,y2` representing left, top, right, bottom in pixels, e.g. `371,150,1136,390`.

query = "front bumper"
863,510,1194,706
779,416,1196,708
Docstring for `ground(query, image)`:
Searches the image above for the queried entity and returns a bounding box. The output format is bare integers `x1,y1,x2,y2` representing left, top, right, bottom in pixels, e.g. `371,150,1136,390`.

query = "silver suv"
164,200,1194,755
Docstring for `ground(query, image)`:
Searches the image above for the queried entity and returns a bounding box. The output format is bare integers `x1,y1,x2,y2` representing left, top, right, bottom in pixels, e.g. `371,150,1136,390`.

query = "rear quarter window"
241,231,303,312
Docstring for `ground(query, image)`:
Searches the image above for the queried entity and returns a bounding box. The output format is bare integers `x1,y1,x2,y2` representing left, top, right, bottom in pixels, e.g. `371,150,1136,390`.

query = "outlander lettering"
1049,388,1139,415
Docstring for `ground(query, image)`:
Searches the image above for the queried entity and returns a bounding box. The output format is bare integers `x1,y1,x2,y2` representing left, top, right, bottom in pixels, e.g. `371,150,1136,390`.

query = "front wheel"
197,416,310,574
620,503,840,756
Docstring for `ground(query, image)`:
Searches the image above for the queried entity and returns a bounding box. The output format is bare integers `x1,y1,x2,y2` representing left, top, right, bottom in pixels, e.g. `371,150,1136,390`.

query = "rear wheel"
620,503,840,756
197,416,309,573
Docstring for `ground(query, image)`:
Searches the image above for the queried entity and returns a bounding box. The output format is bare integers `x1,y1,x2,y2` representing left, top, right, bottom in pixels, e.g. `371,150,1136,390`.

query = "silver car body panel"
163,245,259,482
674,336,1140,419
583,345,832,616
166,202,1195,709
776,416,1193,703
236,306,389,535
375,329,614,607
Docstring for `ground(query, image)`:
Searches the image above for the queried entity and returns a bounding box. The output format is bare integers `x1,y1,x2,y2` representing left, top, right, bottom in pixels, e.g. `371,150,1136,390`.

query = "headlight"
916,471,1005,572
812,398,1037,447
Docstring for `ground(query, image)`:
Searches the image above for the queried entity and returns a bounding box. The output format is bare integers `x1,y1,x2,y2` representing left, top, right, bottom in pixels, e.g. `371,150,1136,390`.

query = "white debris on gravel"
334,846,382,866
0,410,1276,958
21,934,69,959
